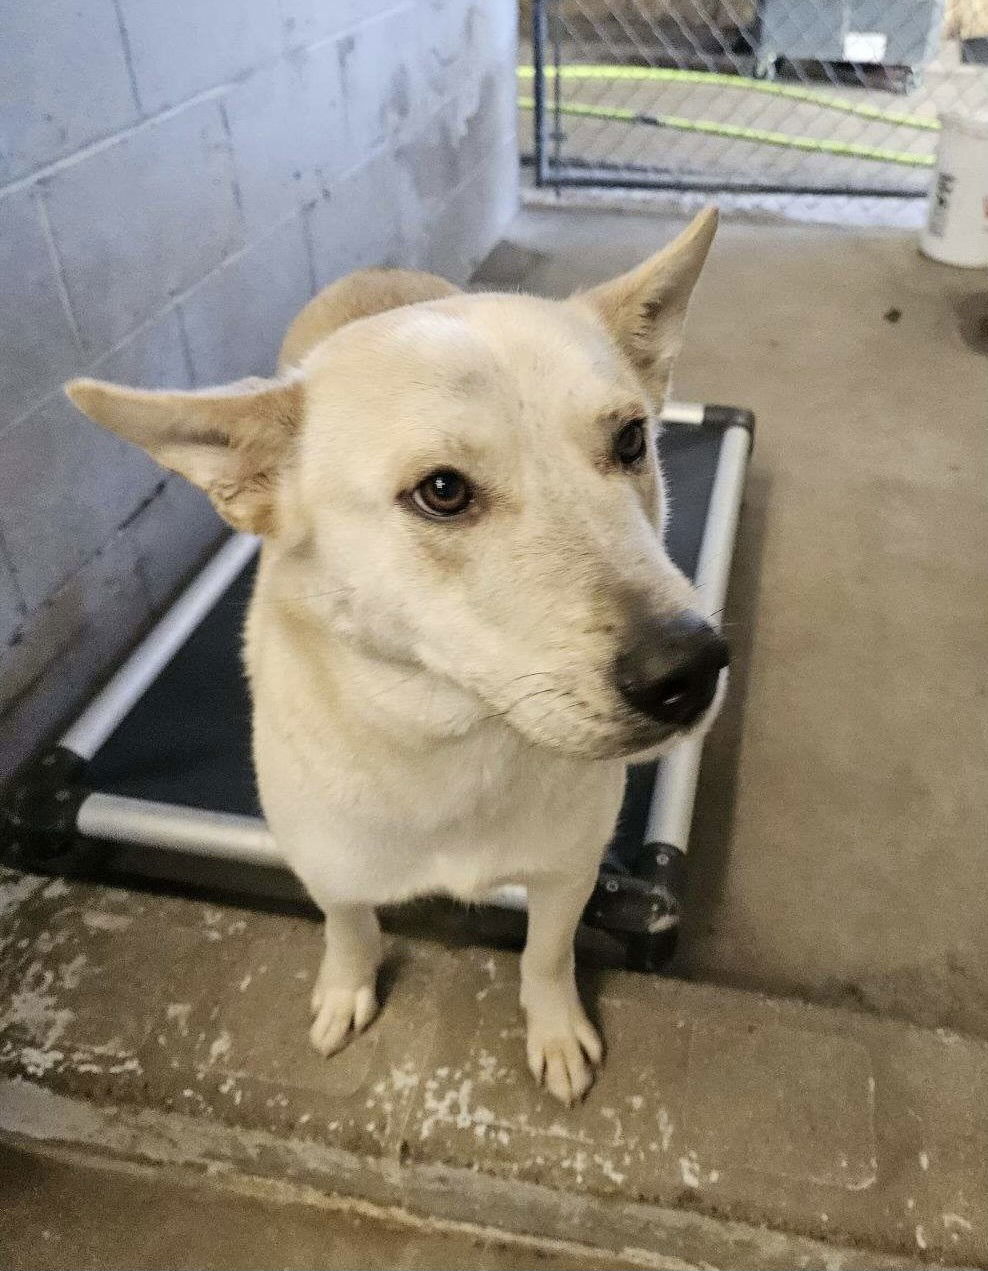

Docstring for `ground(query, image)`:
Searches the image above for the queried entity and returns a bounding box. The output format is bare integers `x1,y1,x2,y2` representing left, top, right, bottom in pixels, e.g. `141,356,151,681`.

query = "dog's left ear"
576,206,718,401
65,374,303,535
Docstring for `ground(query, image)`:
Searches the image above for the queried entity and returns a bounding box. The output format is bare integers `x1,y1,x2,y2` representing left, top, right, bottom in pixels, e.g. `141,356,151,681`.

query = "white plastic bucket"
920,111,988,268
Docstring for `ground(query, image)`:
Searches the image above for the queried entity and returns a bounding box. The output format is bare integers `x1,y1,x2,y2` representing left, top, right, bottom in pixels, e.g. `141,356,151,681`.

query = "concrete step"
0,1140,640,1271
1,868,983,1268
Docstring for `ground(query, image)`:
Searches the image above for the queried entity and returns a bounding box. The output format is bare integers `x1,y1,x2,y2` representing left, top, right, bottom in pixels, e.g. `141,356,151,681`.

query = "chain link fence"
520,0,988,207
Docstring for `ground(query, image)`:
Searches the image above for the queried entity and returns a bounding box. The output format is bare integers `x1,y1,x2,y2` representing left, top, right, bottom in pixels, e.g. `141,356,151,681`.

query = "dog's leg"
520,871,602,1105
309,903,382,1057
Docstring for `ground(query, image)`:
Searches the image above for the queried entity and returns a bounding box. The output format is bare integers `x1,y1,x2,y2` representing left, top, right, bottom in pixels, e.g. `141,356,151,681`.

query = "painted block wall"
0,0,519,775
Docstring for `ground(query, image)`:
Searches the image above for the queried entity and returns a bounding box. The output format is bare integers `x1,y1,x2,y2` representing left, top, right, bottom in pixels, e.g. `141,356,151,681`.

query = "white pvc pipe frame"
69,403,751,912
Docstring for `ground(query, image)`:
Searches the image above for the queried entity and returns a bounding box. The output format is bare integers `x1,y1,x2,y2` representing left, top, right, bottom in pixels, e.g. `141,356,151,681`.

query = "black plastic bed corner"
583,841,687,972
0,746,89,867
701,404,756,438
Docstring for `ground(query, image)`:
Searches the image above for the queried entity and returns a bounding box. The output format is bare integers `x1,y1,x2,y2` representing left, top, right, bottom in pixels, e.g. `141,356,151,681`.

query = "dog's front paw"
309,981,377,1057
522,982,603,1105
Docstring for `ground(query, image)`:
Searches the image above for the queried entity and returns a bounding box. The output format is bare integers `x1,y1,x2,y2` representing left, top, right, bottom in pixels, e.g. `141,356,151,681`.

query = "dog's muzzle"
615,611,729,730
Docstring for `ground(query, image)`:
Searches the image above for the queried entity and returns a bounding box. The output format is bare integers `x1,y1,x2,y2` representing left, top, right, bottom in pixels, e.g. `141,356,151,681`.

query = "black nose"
615,612,729,729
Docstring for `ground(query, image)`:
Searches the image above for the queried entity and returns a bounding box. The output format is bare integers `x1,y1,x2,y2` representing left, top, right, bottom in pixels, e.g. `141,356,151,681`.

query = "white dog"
67,208,726,1105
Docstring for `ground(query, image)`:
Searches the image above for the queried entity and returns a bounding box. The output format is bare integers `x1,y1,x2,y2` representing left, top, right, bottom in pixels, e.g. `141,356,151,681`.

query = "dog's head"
67,209,727,760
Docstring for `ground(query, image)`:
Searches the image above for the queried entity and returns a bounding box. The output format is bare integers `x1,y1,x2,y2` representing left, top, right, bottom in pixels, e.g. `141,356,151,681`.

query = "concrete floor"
475,208,988,1037
0,1142,637,1271
0,872,969,1269
2,209,987,1268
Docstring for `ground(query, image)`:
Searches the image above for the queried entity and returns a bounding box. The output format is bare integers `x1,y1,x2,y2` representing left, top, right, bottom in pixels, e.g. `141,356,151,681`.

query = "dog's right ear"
65,374,303,535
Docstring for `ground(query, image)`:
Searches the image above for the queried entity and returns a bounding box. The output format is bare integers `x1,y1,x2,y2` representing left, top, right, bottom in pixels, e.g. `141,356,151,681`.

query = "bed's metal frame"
1,402,753,970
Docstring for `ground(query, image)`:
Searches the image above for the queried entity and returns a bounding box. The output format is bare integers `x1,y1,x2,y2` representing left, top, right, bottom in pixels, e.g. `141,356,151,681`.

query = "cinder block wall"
0,0,519,777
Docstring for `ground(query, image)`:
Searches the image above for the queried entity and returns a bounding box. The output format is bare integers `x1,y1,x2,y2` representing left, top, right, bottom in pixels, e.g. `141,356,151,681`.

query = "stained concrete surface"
475,208,988,1038
0,869,982,1268
0,1142,638,1271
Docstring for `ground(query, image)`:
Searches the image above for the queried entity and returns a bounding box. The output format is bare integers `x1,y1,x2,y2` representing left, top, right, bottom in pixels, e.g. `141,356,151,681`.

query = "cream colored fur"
66,210,719,1104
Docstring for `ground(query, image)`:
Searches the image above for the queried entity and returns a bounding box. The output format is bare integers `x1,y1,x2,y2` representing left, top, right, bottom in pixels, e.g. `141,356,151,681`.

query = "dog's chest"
385,743,624,899
261,723,623,905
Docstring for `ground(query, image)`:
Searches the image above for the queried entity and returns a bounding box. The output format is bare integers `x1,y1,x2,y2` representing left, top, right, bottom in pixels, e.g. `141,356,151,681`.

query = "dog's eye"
613,419,648,467
411,469,473,518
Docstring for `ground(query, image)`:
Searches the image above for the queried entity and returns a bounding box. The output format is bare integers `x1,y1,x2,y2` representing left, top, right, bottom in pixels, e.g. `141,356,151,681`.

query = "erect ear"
576,206,718,402
65,374,303,535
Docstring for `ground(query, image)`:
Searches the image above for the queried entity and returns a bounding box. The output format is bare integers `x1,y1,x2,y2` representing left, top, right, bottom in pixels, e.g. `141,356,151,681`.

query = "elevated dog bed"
1,402,753,970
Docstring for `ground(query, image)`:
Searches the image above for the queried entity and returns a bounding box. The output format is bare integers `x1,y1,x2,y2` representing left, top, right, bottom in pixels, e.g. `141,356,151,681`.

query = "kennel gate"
525,0,987,201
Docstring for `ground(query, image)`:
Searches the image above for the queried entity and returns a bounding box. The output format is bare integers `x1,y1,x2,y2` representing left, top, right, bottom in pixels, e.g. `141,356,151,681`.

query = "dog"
66,207,726,1105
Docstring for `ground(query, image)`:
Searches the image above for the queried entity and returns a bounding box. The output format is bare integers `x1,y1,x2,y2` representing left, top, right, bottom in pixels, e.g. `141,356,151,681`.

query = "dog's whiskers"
274,584,354,605
365,672,421,703
476,684,567,726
